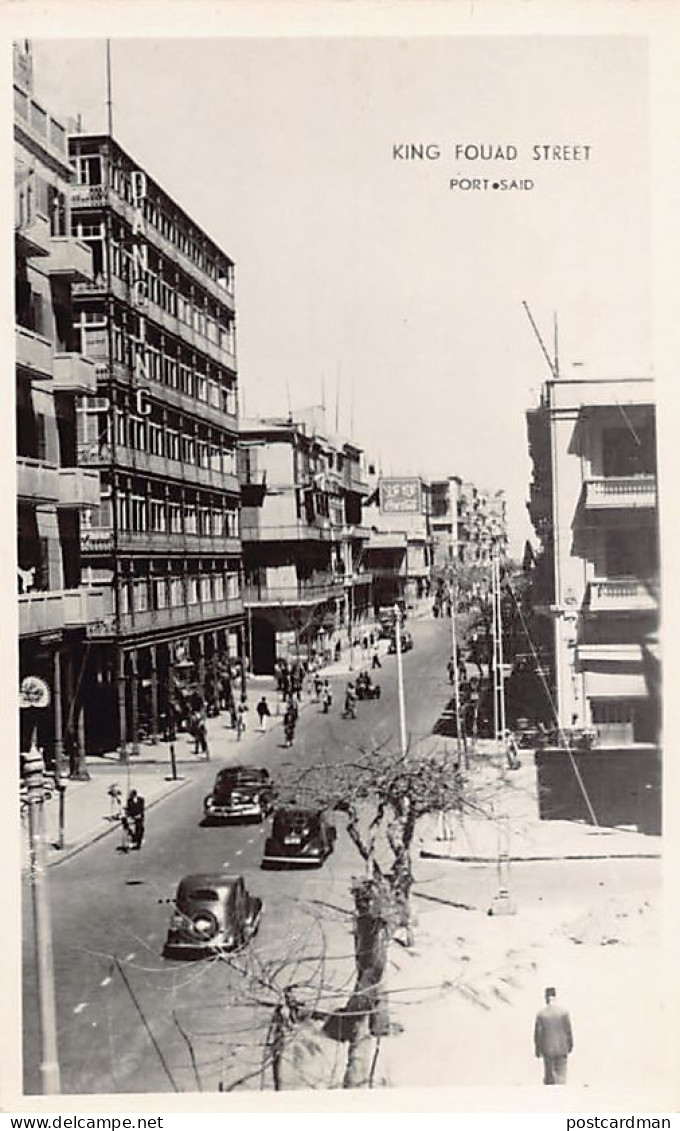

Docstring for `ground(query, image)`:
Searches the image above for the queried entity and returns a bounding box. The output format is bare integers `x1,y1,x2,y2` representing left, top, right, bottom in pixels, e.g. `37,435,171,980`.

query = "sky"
30,36,651,557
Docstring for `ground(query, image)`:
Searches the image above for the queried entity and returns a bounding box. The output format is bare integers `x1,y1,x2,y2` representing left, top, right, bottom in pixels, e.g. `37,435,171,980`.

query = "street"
22,615,663,1095
22,616,457,1094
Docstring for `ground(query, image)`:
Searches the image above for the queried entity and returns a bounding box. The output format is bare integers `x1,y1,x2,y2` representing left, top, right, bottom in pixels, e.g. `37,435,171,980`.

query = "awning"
584,670,648,699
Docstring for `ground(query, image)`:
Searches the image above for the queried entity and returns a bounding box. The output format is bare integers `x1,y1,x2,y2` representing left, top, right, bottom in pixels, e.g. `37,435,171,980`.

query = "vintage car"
163,873,263,958
203,765,275,823
388,630,414,654
262,806,337,869
355,673,381,701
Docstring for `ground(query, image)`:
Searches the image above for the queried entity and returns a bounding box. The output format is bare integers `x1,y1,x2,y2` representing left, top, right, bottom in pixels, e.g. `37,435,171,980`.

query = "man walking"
534,986,573,1085
256,695,271,732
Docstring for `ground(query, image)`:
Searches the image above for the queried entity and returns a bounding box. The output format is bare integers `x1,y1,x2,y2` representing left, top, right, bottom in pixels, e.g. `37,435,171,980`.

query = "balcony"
70,184,109,210
110,448,240,493
80,527,242,557
63,588,105,627
19,591,64,637
243,581,345,607
16,326,52,382
582,475,657,512
586,578,659,613
15,212,51,258
17,457,59,504
241,521,333,543
52,353,98,395
114,597,244,639
45,237,93,283
58,468,100,509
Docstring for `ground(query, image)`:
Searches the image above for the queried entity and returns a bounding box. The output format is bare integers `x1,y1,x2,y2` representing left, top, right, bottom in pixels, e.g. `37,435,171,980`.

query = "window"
170,577,183,606
188,577,199,604
149,498,166,532
133,579,148,612
155,578,168,609
168,500,182,533
166,429,180,462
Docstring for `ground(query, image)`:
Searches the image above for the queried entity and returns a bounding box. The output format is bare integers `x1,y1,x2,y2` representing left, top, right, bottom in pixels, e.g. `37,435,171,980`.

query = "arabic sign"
20,675,51,709
379,477,422,515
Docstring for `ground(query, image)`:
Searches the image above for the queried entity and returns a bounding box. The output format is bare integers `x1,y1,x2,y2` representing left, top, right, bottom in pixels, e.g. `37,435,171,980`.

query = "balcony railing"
587,578,659,613
582,475,657,511
114,597,244,638
63,588,105,627
103,447,240,494
19,587,104,636
80,527,242,557
58,468,100,509
17,457,59,504
242,581,345,606
16,326,52,381
15,211,51,258
241,521,333,543
52,354,97,395
45,237,93,283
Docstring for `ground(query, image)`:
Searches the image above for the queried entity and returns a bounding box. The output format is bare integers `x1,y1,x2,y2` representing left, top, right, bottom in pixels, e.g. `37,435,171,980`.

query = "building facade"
363,476,433,609
457,483,508,567
430,476,462,571
15,42,103,774
238,409,371,674
526,375,659,747
67,132,243,753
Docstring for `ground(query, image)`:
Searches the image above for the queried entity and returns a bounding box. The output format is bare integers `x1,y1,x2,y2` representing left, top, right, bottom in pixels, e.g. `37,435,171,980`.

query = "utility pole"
394,603,407,756
491,545,507,747
449,574,467,770
24,737,61,1093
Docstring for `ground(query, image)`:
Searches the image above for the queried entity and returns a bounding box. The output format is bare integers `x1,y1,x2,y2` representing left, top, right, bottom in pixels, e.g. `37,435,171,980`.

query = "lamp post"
24,736,61,1093
393,603,407,757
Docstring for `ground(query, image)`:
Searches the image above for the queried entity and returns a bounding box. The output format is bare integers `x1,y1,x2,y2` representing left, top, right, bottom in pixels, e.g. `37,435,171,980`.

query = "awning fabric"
584,670,648,699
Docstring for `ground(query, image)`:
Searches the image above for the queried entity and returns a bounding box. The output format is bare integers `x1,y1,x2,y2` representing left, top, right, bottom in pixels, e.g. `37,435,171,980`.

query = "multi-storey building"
526,374,659,748
430,476,462,571
457,483,508,566
238,409,371,673
66,132,243,753
15,42,102,775
363,476,433,609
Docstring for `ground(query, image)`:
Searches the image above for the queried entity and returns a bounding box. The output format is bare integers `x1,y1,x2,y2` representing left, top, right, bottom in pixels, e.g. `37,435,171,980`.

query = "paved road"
22,616,458,1095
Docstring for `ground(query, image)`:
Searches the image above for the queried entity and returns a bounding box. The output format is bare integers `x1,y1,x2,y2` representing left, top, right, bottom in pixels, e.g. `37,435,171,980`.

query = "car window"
189,889,220,902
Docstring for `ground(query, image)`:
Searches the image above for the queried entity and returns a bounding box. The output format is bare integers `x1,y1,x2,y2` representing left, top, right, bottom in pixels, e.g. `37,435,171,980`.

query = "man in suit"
534,986,574,1084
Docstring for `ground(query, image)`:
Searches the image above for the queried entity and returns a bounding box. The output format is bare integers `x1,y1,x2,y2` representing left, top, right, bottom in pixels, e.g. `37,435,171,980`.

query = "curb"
42,775,191,870
420,848,662,863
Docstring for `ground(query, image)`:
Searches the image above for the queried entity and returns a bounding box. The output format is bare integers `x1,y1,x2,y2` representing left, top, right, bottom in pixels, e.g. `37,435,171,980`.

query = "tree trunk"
343,1009,374,1088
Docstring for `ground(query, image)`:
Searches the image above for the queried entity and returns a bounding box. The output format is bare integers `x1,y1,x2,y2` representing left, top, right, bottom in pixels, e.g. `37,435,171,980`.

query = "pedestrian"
256,695,271,732
371,646,382,670
447,656,456,684
321,680,333,714
505,729,521,770
124,789,145,850
283,702,297,747
313,673,323,700
193,710,210,758
344,681,357,719
334,640,342,662
236,699,248,739
534,987,574,1085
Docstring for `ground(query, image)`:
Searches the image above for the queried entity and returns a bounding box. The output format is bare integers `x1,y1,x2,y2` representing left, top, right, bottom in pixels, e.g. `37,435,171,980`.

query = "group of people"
109,785,146,851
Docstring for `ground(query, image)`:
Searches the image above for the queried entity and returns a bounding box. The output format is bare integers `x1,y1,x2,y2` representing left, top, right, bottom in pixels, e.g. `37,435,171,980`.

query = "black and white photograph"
9,10,679,1113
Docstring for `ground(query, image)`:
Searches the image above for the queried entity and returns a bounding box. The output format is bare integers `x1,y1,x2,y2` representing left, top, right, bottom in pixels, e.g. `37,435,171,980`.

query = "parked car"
203,765,275,823
163,873,263,958
388,630,414,654
262,806,337,868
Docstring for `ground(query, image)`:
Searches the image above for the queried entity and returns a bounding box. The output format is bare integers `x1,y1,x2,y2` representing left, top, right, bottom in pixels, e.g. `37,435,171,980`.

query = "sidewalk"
21,637,383,871
419,745,662,863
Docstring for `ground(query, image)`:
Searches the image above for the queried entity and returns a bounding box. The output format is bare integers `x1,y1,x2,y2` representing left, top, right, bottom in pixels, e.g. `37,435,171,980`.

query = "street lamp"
24,736,61,1093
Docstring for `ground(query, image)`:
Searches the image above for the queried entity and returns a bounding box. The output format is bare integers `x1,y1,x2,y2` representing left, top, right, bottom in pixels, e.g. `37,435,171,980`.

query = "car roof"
177,872,242,893
274,805,322,819
216,765,267,779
